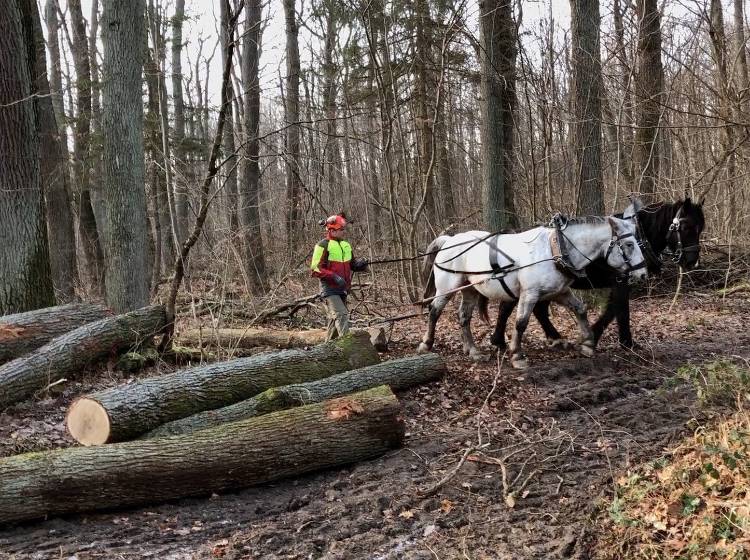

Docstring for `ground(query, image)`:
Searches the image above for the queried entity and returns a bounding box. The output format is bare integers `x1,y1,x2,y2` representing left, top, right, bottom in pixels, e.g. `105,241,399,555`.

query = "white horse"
418,215,648,369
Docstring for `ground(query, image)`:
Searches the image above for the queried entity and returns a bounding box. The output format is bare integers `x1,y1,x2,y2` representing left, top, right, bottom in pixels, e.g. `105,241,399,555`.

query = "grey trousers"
325,295,350,341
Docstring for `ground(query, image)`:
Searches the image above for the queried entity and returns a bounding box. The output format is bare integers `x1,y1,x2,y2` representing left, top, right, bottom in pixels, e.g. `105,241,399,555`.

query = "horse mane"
556,215,609,225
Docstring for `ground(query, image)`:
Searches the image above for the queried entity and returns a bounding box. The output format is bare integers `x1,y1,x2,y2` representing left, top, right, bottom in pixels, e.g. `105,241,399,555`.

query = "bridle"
666,206,700,264
604,231,648,279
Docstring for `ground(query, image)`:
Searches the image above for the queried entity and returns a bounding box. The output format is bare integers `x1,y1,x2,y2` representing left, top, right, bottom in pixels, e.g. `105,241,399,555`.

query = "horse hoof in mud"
511,353,529,369
546,338,573,350
468,347,489,362
417,342,432,354
579,342,595,357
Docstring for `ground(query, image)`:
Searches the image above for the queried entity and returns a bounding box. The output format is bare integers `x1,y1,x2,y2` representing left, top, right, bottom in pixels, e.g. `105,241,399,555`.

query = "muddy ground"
0,290,748,559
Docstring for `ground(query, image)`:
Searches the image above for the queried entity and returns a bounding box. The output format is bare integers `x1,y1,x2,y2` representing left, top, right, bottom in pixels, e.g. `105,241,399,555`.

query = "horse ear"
607,216,621,233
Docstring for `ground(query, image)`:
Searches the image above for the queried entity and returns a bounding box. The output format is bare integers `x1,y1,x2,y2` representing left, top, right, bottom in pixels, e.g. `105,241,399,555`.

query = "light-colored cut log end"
66,398,111,446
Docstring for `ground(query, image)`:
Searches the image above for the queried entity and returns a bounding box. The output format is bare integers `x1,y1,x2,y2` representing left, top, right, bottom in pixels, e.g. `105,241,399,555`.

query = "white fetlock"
547,338,571,350
511,354,529,369
580,342,595,357
469,348,489,362
417,342,432,354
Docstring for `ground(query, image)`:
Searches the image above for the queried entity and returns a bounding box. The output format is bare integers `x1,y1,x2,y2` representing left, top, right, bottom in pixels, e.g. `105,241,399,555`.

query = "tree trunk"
67,331,380,445
0,0,55,315
20,0,78,302
479,0,518,230
101,0,150,312
145,354,445,438
0,305,166,410
219,0,239,237
239,0,268,293
633,0,665,197
734,0,750,118
570,0,604,214
415,0,437,227
0,386,404,524
0,303,110,364
283,0,302,249
44,0,67,139
178,327,328,350
69,0,105,296
171,0,188,242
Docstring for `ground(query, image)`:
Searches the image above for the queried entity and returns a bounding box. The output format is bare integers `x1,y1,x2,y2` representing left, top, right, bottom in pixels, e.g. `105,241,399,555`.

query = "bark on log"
66,331,380,445
0,303,111,364
177,326,327,349
144,354,445,438
0,306,166,410
0,386,404,524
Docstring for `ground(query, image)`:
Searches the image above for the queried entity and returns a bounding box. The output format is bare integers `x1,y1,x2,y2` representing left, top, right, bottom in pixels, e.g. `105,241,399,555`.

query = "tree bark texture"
0,305,166,410
67,331,381,445
570,0,604,215
171,0,188,242
0,303,110,365
0,386,404,524
219,0,239,238
178,327,328,350
633,0,665,197
284,0,303,249
239,0,268,293
0,0,55,315
479,0,518,230
144,354,445,438
101,0,150,312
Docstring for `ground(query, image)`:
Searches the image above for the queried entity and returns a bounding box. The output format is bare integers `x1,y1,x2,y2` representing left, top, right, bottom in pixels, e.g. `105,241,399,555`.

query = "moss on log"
0,386,404,524
0,303,111,364
0,306,167,410
144,354,445,438
66,331,380,445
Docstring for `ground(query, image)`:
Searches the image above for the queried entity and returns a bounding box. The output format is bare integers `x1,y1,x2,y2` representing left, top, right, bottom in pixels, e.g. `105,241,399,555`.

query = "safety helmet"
324,214,347,231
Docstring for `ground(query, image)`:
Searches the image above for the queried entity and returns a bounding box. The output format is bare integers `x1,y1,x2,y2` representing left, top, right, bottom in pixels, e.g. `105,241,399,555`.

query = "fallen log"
0,386,404,524
177,326,327,350
0,303,111,364
144,353,445,438
66,331,380,445
0,306,167,410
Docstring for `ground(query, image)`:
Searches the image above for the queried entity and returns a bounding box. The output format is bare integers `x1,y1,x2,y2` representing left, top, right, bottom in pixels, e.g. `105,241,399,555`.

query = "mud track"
0,294,747,559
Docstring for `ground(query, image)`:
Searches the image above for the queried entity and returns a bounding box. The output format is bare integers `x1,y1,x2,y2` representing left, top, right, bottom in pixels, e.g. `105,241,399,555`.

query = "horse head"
668,196,705,270
606,217,648,283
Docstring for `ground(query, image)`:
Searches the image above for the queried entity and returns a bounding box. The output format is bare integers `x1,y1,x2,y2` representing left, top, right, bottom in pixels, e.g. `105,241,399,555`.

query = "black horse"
490,197,706,350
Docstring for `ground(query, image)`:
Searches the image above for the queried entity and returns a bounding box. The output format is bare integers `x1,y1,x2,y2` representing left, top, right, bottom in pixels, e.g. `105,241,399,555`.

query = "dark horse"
490,197,706,350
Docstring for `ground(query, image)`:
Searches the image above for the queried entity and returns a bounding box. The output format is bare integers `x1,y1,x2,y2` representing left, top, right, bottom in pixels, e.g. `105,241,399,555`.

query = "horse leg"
490,300,516,350
509,292,538,369
591,288,617,345
418,294,452,353
554,291,595,357
532,301,568,348
611,283,635,348
459,288,488,361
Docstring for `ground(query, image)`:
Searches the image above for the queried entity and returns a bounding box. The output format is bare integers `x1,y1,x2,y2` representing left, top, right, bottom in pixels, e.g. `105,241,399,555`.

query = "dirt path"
0,293,747,559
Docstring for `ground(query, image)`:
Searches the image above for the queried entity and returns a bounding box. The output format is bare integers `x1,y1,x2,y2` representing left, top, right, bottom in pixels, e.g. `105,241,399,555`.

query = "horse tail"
476,293,490,324
422,235,450,304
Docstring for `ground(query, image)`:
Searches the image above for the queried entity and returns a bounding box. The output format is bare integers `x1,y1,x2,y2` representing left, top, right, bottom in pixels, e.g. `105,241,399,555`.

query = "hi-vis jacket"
310,238,353,297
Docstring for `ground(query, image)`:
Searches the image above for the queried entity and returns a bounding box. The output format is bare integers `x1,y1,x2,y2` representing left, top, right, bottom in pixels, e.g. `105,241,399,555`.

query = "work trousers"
325,295,349,341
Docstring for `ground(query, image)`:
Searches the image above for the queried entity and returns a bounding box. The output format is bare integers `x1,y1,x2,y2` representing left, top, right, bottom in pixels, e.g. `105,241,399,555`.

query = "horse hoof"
511,355,529,369
469,349,489,362
547,338,572,350
417,343,432,354
580,343,595,358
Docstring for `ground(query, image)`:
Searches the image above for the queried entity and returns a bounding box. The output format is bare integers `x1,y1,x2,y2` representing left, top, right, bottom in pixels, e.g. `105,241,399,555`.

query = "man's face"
330,227,346,240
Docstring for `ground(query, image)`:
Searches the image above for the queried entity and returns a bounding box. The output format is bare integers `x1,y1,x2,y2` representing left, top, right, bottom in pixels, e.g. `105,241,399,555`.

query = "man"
310,213,367,340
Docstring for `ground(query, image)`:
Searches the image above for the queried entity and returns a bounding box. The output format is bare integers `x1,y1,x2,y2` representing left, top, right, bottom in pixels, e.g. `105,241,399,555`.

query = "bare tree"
283,0,303,248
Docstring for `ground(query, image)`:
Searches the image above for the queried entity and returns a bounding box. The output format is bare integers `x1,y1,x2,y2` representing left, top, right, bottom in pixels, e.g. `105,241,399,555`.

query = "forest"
0,0,749,557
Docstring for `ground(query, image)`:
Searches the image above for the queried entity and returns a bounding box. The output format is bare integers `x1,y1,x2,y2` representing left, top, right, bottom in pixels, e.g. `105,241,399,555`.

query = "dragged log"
0,303,111,364
178,327,327,350
0,386,404,524
66,331,380,445
0,306,167,410
145,353,445,438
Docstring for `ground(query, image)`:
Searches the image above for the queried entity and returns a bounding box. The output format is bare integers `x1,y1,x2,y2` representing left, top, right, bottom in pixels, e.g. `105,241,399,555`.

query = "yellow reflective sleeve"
310,244,326,272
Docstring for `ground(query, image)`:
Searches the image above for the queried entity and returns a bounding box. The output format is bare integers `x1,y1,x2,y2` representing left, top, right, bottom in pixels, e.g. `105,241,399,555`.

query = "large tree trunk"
283,0,302,249
67,331,380,445
0,0,55,315
0,305,166,410
171,0,188,242
19,0,78,302
479,0,518,230
0,386,403,524
177,327,328,350
69,0,105,296
570,0,604,214
0,303,110,364
101,0,150,312
219,0,239,237
145,354,445,438
633,0,665,197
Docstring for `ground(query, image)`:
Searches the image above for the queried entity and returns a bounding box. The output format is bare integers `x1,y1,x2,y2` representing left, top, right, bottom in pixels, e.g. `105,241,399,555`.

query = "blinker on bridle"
667,206,700,264
605,231,648,278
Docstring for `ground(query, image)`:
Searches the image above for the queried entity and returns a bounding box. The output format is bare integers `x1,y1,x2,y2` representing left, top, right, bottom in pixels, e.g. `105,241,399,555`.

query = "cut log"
0,386,404,524
0,303,111,364
0,306,167,410
66,331,380,445
144,353,445,438
177,326,327,350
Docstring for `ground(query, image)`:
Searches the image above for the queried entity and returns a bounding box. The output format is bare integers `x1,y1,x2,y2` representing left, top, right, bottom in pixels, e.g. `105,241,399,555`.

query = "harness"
665,206,700,264
549,214,587,279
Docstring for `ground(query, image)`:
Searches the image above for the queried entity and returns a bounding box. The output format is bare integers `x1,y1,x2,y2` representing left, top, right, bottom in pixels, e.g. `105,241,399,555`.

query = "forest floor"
0,286,748,559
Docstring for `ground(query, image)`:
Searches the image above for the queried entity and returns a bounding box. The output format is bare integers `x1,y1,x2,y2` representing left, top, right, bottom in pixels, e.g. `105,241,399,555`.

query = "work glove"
332,274,346,289
351,257,369,272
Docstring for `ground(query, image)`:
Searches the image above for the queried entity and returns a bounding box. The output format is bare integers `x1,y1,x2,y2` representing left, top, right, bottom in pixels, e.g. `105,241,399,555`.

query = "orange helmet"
324,214,347,231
